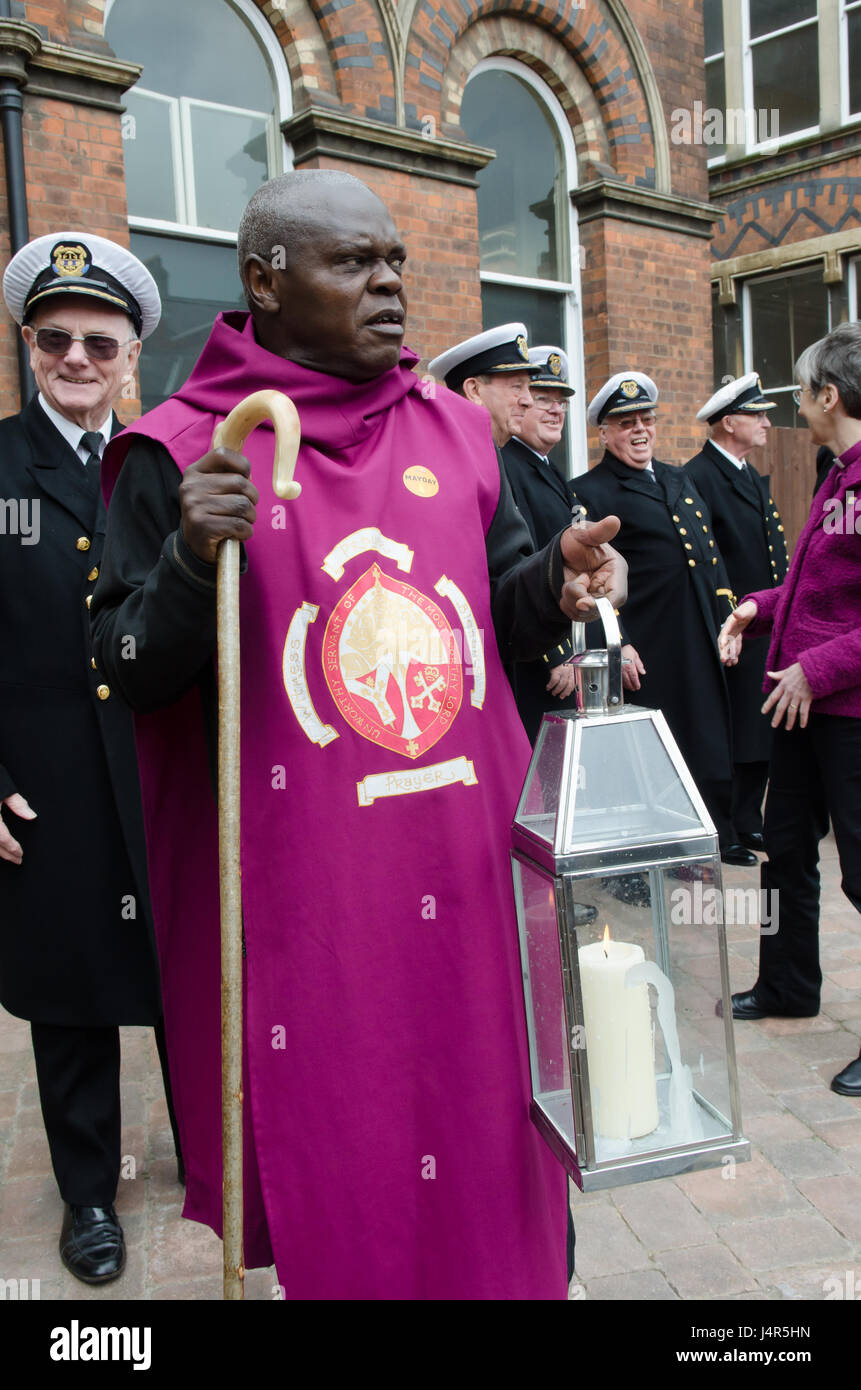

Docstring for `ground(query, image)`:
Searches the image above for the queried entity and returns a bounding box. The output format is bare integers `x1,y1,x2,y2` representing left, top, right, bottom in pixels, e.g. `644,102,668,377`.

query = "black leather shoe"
739,832,765,852
59,1204,125,1284
573,903,598,927
831,1054,861,1097
716,988,819,1021
721,844,758,867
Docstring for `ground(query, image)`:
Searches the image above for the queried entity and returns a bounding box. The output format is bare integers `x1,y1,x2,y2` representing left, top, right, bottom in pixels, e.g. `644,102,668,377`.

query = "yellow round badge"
403,466,439,498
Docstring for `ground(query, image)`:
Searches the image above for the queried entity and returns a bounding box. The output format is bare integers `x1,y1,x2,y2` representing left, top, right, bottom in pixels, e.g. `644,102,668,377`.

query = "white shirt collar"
709,437,746,470
37,394,112,465
512,436,550,464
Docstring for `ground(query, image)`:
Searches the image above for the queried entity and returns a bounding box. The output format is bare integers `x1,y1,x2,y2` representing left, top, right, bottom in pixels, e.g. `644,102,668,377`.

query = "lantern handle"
594,595,623,709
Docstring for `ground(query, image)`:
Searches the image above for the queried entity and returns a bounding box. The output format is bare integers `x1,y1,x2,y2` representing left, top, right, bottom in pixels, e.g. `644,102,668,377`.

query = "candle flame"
603,923,611,957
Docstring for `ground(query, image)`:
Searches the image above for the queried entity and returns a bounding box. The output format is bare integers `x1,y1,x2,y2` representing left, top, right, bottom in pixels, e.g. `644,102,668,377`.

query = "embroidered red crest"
322,564,462,759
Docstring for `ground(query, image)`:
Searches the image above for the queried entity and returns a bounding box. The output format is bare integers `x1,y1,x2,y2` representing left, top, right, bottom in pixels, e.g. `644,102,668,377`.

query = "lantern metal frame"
511,603,751,1191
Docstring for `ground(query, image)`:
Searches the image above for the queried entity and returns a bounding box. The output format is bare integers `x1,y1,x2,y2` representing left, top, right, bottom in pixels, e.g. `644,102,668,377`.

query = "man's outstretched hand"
559,516,627,620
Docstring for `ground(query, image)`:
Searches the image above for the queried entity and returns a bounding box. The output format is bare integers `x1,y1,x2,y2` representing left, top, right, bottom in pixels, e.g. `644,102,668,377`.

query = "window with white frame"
844,0,861,118
459,60,586,475
705,0,727,161
746,0,819,143
744,265,831,425
105,0,290,409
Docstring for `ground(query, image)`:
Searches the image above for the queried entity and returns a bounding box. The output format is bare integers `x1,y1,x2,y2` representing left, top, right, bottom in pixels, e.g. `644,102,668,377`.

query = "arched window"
460,59,585,474
105,0,291,407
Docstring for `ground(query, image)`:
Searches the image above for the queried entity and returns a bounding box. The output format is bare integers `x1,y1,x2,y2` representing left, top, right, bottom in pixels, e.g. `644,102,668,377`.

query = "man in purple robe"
92,170,626,1299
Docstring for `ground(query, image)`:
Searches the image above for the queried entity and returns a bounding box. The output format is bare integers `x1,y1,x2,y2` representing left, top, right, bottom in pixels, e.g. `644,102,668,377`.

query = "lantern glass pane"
562,717,706,853
512,858,576,1153
514,714,569,848
572,864,735,1165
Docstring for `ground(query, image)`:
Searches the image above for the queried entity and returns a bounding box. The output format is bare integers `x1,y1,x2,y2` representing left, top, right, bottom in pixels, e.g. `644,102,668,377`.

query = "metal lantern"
511,599,750,1191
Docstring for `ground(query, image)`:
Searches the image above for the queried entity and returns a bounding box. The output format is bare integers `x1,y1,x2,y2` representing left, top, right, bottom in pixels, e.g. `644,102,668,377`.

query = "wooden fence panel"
749,427,819,560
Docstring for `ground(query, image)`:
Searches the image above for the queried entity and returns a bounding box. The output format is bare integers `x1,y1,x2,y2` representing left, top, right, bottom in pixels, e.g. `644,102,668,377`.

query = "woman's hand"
718,599,758,665
763,663,813,730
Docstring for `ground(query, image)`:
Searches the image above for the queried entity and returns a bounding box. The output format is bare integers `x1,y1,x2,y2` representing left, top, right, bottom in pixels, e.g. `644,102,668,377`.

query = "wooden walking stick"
212,390,301,1301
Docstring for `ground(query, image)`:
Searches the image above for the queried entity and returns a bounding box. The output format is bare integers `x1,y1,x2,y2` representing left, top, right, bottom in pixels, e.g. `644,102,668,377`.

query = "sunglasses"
32,328,135,361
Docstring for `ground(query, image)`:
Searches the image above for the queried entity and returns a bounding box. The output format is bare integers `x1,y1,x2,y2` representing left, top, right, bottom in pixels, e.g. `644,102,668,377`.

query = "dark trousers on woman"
756,714,861,1014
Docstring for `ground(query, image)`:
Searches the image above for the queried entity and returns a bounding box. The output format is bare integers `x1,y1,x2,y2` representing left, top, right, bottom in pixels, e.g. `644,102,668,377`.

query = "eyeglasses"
32,328,136,361
534,399,569,413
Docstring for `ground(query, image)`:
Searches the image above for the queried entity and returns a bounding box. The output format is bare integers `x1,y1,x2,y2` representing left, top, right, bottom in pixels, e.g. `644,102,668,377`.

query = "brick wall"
295,154,483,365
1,0,715,439
583,216,714,467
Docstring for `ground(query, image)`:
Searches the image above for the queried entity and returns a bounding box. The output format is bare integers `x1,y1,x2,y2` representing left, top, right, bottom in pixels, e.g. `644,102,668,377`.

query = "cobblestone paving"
1,836,858,1301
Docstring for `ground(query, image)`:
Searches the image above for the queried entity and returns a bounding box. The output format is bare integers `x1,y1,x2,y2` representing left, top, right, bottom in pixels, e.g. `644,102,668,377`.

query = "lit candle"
578,927,659,1141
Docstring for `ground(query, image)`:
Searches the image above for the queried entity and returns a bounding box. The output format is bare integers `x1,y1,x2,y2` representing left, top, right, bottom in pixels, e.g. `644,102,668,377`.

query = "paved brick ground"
1,834,859,1302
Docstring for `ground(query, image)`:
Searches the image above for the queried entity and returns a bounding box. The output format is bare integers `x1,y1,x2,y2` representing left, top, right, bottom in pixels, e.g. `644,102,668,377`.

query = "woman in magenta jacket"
719,322,861,1098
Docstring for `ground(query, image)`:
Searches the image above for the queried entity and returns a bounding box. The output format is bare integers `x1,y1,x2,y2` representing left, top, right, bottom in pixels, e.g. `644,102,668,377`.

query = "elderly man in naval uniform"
0,232,175,1285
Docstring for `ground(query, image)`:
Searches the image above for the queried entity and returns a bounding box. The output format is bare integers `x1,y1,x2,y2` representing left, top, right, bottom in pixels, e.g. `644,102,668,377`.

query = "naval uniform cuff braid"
0,764,17,802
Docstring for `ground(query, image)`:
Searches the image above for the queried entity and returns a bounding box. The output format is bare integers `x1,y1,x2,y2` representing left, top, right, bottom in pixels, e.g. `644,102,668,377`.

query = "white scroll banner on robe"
356,756,478,807
322,528,414,581
282,602,339,747
434,575,486,709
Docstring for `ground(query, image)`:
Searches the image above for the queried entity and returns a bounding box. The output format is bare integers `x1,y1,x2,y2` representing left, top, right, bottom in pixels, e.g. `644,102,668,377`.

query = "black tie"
80,431,103,469
738,461,759,502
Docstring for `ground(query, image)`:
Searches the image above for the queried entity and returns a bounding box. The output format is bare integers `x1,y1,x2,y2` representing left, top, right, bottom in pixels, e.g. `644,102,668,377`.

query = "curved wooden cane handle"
212,388,302,499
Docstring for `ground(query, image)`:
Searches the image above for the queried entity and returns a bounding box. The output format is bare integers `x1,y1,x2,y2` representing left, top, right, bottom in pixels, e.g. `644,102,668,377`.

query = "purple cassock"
103,313,567,1299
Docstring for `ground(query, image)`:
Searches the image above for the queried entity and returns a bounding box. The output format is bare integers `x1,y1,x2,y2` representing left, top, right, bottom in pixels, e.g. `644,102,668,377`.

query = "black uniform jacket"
0,397,160,1025
685,438,789,763
501,436,578,740
571,450,734,788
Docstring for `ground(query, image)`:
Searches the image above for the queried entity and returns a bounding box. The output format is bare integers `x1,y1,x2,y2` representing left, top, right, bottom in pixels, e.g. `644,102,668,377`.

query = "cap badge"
51,242,91,279
755,375,763,393
548,353,562,377
621,379,639,398
516,335,528,361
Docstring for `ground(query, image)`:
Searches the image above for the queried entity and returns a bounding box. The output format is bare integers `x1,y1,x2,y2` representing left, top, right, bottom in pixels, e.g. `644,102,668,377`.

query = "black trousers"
756,714,861,1013
31,1017,179,1207
732,760,769,838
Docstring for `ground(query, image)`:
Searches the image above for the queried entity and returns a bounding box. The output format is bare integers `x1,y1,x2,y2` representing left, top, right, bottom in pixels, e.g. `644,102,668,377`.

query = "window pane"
748,269,829,426
129,233,246,411
704,0,724,56
749,0,816,40
462,72,567,281
107,0,273,113
123,91,178,223
850,8,861,117
752,30,819,135
705,59,727,157
189,106,270,232
480,282,568,466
